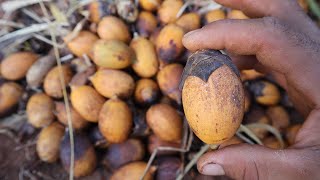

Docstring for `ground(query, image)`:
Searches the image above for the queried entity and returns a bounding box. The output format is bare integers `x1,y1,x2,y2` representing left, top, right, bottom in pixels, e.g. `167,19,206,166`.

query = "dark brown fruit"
27,93,55,128
181,50,244,145
60,132,97,177
134,79,160,105
55,102,89,130
146,103,182,142
69,66,96,86
36,122,64,162
137,11,158,38
244,106,271,139
148,134,181,155
156,157,181,180
103,139,145,169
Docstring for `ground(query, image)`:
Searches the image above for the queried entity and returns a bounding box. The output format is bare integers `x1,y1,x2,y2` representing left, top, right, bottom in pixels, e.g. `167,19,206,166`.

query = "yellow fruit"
158,0,183,24
140,0,162,11
64,31,99,57
92,39,133,69
99,98,133,143
156,24,184,62
134,79,160,105
0,82,23,116
249,80,281,106
157,63,183,104
1,52,38,80
97,16,131,43
240,69,265,81
27,93,55,128
36,122,64,162
266,106,290,131
146,103,182,142
181,50,244,145
130,37,158,77
70,85,105,122
91,69,135,99
43,65,73,98
110,161,155,180
227,10,249,19
176,12,200,32
204,9,226,24
286,124,302,145
137,11,158,37
55,102,89,129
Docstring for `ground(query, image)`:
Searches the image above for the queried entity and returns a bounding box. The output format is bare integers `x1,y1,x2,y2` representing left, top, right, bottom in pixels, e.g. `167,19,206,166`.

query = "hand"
182,0,320,179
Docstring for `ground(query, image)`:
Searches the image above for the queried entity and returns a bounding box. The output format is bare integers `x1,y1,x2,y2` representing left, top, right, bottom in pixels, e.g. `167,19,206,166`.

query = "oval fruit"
91,69,135,99
156,157,181,180
36,122,64,162
0,82,23,116
130,37,158,77
27,93,55,128
136,11,158,37
249,80,281,106
99,98,133,143
134,79,159,105
44,65,73,98
110,161,155,180
157,63,183,104
204,9,226,24
97,16,131,43
64,31,99,57
1,52,38,80
103,139,145,169
55,102,89,129
181,50,244,145
156,24,184,63
146,103,182,142
92,39,133,69
176,12,200,32
158,0,183,24
140,0,162,11
245,106,270,139
70,85,105,122
240,69,265,81
266,106,290,131
89,1,116,23
60,132,97,177
227,10,249,19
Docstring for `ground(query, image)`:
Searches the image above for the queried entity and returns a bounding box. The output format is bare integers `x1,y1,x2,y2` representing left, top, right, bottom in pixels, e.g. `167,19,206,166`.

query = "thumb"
197,144,285,179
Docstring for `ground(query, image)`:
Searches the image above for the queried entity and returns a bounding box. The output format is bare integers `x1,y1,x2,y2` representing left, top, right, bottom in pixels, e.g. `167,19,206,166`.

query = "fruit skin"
140,0,162,11
204,9,226,24
55,102,89,130
36,122,64,162
219,136,243,148
227,10,249,19
240,69,265,81
110,161,154,180
97,16,131,43
244,88,251,112
157,63,183,104
244,106,271,139
146,103,182,142
103,139,145,169
181,50,244,145
158,0,183,24
148,134,181,155
92,40,133,69
176,12,200,32
27,93,55,128
286,124,302,145
64,31,99,57
116,0,138,23
69,66,96,87
91,69,135,99
43,65,73,98
134,79,160,105
26,54,56,88
99,98,133,143
0,82,23,116
130,37,159,78
249,80,281,106
266,105,290,132
70,85,105,122
1,52,38,80
89,0,116,23
156,24,184,62
136,11,158,38
156,157,181,180
60,132,97,178
263,137,283,149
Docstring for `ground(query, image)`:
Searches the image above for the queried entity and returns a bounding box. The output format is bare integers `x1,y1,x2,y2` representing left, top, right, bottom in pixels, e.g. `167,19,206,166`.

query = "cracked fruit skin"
181,50,245,145
92,39,133,69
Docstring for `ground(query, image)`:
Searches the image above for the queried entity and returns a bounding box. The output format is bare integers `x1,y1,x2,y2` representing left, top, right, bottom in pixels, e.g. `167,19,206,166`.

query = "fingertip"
182,29,200,51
